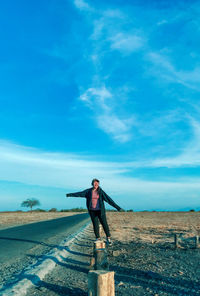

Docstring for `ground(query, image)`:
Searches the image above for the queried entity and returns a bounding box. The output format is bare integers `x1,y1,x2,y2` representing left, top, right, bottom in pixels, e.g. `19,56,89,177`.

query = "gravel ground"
0,214,89,293
0,242,53,290
26,212,200,296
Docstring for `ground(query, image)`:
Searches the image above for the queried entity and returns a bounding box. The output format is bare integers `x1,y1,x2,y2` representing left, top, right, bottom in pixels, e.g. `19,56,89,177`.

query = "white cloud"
147,52,200,91
79,86,134,142
138,109,184,139
80,86,112,111
124,117,200,169
97,114,133,143
72,6,144,142
0,140,125,190
74,0,91,11
110,32,145,54
91,9,125,41
178,67,200,84
88,7,146,56
157,19,168,26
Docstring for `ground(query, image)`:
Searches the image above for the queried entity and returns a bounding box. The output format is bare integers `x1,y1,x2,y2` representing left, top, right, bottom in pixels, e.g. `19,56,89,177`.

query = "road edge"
1,221,91,296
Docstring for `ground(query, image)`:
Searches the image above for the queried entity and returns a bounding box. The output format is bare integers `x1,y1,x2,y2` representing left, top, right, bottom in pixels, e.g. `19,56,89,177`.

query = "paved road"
0,213,89,264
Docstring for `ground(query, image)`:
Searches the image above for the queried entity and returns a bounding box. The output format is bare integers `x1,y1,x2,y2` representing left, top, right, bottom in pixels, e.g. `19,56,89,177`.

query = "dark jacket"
66,187,121,215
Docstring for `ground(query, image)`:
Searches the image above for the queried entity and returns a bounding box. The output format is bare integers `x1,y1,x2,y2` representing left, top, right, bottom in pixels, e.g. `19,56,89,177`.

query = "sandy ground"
25,211,200,296
0,212,80,230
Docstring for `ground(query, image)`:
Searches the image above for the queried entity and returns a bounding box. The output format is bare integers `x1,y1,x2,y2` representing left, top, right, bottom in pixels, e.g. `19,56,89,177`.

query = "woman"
66,178,122,245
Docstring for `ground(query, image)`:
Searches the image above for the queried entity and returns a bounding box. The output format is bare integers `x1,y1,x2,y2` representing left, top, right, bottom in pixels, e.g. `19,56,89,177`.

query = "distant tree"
71,207,87,212
21,198,40,212
60,208,87,212
34,208,46,212
49,208,57,212
60,209,70,212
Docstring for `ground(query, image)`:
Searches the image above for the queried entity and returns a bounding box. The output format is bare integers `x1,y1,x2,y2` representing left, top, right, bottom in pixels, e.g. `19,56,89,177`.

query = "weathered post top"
94,240,106,250
88,270,115,296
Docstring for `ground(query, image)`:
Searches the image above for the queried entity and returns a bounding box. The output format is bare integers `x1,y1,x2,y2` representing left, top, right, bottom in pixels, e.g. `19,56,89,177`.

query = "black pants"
89,210,111,238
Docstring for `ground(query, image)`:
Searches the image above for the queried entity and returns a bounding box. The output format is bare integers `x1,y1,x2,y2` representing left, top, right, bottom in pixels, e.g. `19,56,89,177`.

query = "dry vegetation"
107,211,200,246
0,211,81,230
106,212,200,295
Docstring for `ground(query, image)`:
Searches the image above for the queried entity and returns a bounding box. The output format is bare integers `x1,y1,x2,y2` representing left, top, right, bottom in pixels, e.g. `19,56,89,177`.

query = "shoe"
106,237,112,246
95,238,101,242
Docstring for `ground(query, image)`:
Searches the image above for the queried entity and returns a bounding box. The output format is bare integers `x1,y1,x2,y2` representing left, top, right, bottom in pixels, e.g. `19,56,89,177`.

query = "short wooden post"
94,240,106,249
93,240,109,270
99,224,103,237
195,235,199,248
88,270,115,296
174,234,179,248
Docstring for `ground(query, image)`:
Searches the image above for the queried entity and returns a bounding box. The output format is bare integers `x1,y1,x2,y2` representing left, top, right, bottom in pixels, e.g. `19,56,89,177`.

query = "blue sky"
1,0,200,211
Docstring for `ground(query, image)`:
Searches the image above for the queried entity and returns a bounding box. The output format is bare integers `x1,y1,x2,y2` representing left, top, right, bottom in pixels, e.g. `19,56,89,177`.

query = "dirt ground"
108,211,200,244
25,211,200,296
0,212,80,230
107,212,200,295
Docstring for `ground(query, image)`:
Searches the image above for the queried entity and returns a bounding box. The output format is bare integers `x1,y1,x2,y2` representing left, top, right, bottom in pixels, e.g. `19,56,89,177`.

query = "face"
93,181,99,190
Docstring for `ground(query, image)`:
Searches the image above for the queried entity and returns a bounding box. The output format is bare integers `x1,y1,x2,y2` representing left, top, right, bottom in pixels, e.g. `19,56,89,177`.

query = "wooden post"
174,234,179,248
93,240,109,270
195,235,199,248
94,240,106,250
88,270,115,296
99,224,103,237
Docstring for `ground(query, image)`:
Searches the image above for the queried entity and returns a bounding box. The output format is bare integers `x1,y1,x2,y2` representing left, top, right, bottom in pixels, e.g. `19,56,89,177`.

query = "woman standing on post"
66,178,122,246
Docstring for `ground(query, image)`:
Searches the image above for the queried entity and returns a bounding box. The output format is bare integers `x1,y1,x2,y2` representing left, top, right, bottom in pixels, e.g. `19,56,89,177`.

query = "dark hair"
91,178,100,186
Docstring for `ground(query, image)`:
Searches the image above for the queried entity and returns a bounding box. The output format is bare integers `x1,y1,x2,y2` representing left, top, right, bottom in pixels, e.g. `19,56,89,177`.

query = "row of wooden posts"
87,232,200,295
174,234,200,248
88,240,115,296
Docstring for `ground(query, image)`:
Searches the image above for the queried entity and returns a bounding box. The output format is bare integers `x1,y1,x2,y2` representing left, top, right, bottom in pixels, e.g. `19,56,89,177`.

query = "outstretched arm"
66,189,88,198
101,190,121,211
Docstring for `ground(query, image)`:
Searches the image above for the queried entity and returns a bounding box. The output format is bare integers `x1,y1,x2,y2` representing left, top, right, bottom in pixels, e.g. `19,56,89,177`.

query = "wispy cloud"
109,32,145,54
90,9,146,55
91,9,126,41
1,140,200,210
71,1,200,148
0,140,126,190
157,19,168,26
146,51,200,91
140,109,182,135
80,86,112,110
126,117,200,169
79,85,134,142
72,5,145,142
74,0,92,11
97,114,133,143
